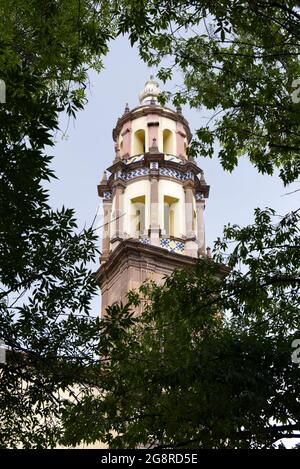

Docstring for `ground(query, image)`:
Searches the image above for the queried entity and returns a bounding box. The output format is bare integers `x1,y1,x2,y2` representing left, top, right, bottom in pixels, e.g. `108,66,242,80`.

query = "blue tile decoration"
127,167,149,180
164,154,184,164
159,167,194,181
139,238,151,244
115,167,150,181
115,170,123,180
103,191,112,200
160,238,185,253
124,154,144,165
195,192,204,201
138,237,185,253
113,164,194,183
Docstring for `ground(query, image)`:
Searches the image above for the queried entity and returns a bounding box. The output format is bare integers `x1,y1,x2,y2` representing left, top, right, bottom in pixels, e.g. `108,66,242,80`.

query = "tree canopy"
0,0,115,448
117,0,300,184
60,208,300,449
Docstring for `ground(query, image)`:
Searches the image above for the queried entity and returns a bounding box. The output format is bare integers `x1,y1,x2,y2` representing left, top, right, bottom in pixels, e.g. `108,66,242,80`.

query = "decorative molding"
159,167,194,181
123,154,144,165
103,191,112,200
196,192,204,201
150,161,159,170
115,167,150,181
164,154,185,165
121,127,131,137
139,238,151,245
99,153,210,199
176,130,186,138
112,106,192,143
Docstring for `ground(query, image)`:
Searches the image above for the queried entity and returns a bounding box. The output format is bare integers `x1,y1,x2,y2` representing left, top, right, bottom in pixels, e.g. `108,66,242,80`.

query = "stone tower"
96,77,210,314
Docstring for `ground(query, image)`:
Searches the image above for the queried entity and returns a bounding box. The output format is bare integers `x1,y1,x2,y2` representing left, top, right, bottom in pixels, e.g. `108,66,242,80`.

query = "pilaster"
101,200,112,262
196,199,206,257
183,181,198,258
111,181,126,250
149,174,160,246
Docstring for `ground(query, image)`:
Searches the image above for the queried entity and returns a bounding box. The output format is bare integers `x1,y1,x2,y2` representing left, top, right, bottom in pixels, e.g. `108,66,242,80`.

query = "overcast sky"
48,36,300,315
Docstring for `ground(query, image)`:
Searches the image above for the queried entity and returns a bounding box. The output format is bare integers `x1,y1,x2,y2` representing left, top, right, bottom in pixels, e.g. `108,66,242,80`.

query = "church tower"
96,78,210,314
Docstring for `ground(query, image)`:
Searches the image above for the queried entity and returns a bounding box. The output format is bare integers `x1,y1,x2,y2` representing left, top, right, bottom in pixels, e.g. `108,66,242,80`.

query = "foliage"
116,0,300,184
0,0,115,448
61,208,300,449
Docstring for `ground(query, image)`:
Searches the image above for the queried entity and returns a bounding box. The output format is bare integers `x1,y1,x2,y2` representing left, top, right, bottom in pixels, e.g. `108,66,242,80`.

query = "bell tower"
96,78,210,314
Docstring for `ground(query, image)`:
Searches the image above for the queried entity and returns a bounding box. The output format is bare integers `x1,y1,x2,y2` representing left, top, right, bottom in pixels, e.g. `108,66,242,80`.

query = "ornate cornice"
96,240,198,286
112,105,192,143
96,239,229,287
97,152,210,199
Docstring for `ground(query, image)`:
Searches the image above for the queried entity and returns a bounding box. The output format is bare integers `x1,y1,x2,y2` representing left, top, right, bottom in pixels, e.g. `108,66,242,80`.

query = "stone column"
122,126,131,157
101,200,112,261
184,181,198,257
176,121,186,157
184,183,194,238
111,181,125,250
150,175,160,246
196,199,205,256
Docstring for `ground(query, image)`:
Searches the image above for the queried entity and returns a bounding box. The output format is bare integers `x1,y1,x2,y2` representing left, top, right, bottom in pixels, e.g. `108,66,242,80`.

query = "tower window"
164,195,179,237
163,129,174,154
133,129,145,155
131,195,145,237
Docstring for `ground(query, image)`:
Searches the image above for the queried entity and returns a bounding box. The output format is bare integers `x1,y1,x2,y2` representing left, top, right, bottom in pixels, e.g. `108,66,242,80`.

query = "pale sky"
48,36,300,315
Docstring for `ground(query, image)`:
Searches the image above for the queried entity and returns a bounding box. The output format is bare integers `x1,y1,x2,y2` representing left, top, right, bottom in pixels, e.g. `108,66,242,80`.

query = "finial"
200,171,206,184
149,137,159,153
124,103,129,114
139,77,161,105
206,246,211,258
176,104,182,114
101,171,107,183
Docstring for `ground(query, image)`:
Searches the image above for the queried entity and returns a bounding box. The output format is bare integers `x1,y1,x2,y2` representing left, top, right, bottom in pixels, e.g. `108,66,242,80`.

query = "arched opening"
133,129,145,155
163,129,174,154
184,140,187,157
131,195,145,237
164,195,179,237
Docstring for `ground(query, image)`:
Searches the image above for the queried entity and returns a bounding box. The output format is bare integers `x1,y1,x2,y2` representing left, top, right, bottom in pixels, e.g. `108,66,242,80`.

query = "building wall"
99,241,199,315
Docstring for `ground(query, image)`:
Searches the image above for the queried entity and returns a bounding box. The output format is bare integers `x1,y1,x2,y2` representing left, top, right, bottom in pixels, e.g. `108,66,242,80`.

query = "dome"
138,76,161,105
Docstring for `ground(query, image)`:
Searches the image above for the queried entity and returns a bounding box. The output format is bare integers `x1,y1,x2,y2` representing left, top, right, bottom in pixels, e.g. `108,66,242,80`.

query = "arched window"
163,129,174,154
131,195,145,237
164,196,178,237
133,129,145,155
